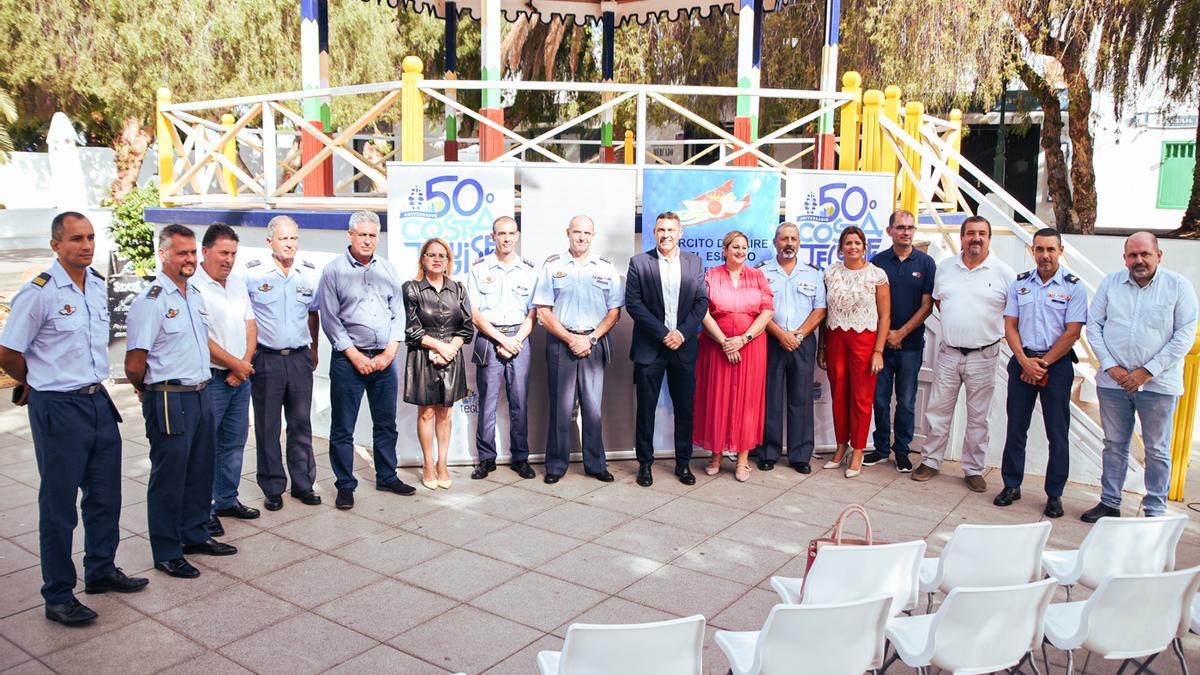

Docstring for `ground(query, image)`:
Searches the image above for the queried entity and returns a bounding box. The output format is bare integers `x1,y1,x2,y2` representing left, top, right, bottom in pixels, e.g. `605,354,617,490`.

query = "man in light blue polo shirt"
1083,232,1198,521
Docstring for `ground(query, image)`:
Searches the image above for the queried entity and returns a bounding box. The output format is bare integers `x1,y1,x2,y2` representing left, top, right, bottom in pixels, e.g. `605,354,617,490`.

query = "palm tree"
0,87,15,164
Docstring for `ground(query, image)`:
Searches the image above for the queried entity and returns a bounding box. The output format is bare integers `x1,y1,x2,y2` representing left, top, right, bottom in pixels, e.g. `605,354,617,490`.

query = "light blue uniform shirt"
125,279,212,385
466,253,537,326
759,257,827,331
317,249,404,352
1003,266,1088,352
243,255,320,350
1087,268,1199,396
531,252,624,331
0,261,110,391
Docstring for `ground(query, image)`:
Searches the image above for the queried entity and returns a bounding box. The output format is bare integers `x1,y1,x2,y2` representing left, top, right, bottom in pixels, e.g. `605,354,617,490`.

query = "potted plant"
104,183,158,340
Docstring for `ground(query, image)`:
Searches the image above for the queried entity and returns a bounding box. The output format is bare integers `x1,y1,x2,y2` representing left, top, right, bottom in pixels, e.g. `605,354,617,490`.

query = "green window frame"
1157,140,1196,209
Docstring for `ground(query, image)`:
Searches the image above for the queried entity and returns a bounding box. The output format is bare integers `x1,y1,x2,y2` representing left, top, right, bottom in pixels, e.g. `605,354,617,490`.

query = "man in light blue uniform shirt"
0,212,148,626
1083,232,1199,521
995,228,1088,519
533,215,624,484
755,223,827,473
466,216,538,481
244,215,322,511
317,210,415,510
126,224,237,580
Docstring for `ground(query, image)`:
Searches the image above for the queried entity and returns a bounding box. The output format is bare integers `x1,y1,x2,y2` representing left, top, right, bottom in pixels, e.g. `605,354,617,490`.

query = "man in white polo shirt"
912,215,1015,491
194,224,260,537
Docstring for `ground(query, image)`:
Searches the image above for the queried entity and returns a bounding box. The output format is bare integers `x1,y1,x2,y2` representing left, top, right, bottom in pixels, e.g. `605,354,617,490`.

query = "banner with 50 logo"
784,170,894,270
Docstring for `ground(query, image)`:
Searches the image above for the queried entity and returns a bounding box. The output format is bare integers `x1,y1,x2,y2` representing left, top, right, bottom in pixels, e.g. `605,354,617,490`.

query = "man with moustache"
244,216,322,511
625,211,707,487
994,228,1087,518
127,224,237,580
194,224,260,537
466,216,538,480
1082,232,1198,521
754,222,826,474
865,210,935,474
318,210,415,510
0,212,148,625
912,215,1015,491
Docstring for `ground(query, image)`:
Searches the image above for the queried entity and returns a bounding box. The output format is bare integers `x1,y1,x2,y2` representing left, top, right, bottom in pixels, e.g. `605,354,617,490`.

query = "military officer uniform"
126,279,216,563
244,255,320,503
466,253,537,469
756,258,826,467
532,252,624,478
0,262,136,612
998,266,1088,501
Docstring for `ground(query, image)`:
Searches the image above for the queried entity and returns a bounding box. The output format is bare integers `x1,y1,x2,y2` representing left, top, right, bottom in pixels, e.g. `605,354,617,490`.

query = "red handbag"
803,504,885,586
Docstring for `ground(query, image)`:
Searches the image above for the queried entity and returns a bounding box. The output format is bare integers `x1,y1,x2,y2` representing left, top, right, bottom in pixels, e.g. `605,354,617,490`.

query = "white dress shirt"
194,265,254,368
932,252,1015,349
657,248,682,331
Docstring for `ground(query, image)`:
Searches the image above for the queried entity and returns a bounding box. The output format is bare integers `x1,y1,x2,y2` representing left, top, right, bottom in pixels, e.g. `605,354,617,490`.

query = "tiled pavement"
0,388,1198,674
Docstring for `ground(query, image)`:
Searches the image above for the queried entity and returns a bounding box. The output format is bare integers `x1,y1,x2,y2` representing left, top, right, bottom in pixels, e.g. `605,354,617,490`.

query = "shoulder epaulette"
30,272,51,288
545,254,560,263
598,256,611,264
246,259,262,268
807,263,821,271
755,261,767,269
302,260,315,269
472,256,487,266
88,267,104,279
522,257,534,268
1064,273,1080,284
147,285,162,299
1017,270,1032,281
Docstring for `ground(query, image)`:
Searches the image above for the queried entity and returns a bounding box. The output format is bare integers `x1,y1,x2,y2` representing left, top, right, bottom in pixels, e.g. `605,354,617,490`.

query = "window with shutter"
1157,141,1196,209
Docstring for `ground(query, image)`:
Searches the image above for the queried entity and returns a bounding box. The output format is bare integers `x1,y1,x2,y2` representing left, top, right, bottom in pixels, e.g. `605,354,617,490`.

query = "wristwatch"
589,335,599,346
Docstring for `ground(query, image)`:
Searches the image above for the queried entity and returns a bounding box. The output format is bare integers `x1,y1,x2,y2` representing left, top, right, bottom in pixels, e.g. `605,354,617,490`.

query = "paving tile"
250,553,381,609
464,523,584,568
572,479,678,516
708,586,780,631
867,510,944,543
326,644,452,674
617,564,750,619
0,566,43,619
864,479,968,519
269,509,388,552
0,658,54,674
470,571,606,632
165,650,253,675
686,478,785,512
330,530,452,576
758,489,864,530
155,582,300,649
719,512,829,556
0,539,38,577
352,489,446,525
643,497,750,536
481,633,563,675
402,505,511,547
116,567,240,615
219,612,376,675
398,549,524,602
189,531,317,581
0,634,30,670
41,617,204,675
389,605,542,675
314,578,458,641
595,518,708,563
790,473,885,504
524,500,632,540
462,484,564,522
513,473,605,500
552,596,675,637
0,502,39,539
702,624,731,675
0,484,36,511
539,543,663,594
0,594,144,657
672,536,793,586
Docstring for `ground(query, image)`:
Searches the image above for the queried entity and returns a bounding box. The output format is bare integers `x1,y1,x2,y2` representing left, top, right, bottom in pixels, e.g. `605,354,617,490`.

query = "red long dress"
693,264,774,454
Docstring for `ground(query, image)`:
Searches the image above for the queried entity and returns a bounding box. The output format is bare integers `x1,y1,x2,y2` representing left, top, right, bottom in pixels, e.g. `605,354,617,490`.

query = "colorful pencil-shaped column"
479,0,504,161
815,0,840,169
444,1,459,162
733,0,762,167
300,0,332,196
601,10,615,164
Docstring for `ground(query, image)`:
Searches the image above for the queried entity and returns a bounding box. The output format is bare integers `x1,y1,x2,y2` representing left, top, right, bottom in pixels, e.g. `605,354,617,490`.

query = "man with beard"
1082,232,1197,521
127,224,237,580
754,222,826,474
911,216,1015,491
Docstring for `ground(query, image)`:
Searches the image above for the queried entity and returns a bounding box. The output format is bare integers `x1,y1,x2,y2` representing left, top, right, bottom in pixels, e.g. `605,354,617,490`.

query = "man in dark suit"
625,211,709,487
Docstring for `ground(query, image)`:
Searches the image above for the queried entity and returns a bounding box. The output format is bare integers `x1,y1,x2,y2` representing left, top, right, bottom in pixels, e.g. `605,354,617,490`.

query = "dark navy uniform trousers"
473,329,532,463
142,389,214,561
1001,355,1074,497
757,335,819,465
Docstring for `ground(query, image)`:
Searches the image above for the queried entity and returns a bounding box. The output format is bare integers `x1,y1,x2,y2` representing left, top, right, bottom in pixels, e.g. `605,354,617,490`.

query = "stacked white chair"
919,522,1052,612
1042,566,1200,675
885,578,1057,675
1192,593,1199,635
713,596,891,675
1042,514,1187,599
769,540,927,616
537,615,705,675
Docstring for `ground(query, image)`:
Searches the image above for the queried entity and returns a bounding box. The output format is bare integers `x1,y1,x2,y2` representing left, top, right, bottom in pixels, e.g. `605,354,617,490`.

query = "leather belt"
493,324,521,335
257,345,307,356
1023,347,1078,363
66,384,104,395
946,339,1000,355
146,380,210,392
567,328,595,335
357,348,385,357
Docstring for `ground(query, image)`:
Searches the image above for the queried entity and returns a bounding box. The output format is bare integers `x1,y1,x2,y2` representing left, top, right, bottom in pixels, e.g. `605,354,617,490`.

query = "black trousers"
1000,355,1073,497
633,348,696,466
757,335,818,464
251,347,317,497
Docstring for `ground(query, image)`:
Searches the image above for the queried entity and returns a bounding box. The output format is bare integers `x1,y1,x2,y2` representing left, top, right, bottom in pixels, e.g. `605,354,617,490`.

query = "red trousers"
826,328,878,449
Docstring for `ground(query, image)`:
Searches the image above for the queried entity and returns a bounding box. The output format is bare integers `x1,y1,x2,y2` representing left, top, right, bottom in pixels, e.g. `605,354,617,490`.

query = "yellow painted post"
401,56,425,162
882,86,901,207
946,108,963,211
860,90,883,173
220,113,238,196
624,129,634,165
1168,325,1200,501
156,87,174,205
838,71,862,172
900,101,924,215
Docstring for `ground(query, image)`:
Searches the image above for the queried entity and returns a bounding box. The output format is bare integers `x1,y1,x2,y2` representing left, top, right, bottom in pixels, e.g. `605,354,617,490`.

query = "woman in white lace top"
818,226,890,478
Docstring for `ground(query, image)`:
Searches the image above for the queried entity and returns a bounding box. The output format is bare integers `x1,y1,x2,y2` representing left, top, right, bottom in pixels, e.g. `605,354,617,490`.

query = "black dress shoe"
993,487,1022,507
335,488,354,510
543,473,562,484
45,599,98,625
154,558,200,579
205,515,225,537
674,465,696,486
182,539,238,556
85,568,149,594
471,460,496,480
290,490,322,505
790,461,812,474
263,494,284,511
376,480,416,496
1044,497,1064,519
587,470,615,482
215,502,261,519
636,464,653,487
1081,502,1121,523
756,459,775,471
510,461,536,479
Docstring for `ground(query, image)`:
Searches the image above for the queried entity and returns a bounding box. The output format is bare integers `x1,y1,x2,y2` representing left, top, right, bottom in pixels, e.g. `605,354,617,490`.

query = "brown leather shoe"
911,464,939,482
964,474,988,493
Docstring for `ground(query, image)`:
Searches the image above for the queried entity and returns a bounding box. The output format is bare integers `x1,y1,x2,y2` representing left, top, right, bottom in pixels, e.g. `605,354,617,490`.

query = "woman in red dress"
693,231,775,482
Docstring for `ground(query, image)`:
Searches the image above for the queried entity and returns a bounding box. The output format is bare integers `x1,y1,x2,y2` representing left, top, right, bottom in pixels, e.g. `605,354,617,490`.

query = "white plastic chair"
1042,514,1186,598
714,596,891,675
537,614,705,675
1192,592,1199,635
1042,566,1200,675
885,579,1056,675
919,522,1051,612
770,540,926,616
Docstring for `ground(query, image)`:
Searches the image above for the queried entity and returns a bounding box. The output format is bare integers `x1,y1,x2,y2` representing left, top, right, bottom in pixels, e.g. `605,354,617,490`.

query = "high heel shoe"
437,478,452,489
823,445,849,470
845,449,864,478
422,473,438,490
735,464,751,482
705,455,721,476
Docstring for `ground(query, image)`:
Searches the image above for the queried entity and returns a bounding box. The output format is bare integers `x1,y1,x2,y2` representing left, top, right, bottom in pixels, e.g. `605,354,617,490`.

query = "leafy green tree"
0,86,15,163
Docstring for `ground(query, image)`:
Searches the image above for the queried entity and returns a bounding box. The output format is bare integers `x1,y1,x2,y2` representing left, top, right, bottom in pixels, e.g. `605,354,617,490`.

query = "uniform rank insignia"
259,283,273,292
58,304,75,315
1017,271,1032,280
32,272,51,288
166,308,179,318
522,257,534,267
302,260,316,269
147,285,162,299
755,261,766,268
246,259,262,268
598,256,611,264
545,254,560,263
1064,273,1080,284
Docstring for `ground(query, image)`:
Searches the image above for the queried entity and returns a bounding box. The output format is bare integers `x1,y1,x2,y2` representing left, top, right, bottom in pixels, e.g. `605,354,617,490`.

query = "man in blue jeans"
866,210,935,473
1083,232,1198,521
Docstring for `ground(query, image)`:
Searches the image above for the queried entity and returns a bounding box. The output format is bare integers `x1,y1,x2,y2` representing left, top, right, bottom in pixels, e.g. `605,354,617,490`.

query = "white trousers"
920,343,1001,476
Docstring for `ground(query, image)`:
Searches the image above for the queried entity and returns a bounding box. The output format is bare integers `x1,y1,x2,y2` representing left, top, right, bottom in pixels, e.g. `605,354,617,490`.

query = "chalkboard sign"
107,252,153,342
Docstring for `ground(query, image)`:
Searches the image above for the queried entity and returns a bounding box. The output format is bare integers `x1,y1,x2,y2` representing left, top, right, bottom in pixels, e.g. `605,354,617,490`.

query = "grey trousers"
251,347,318,496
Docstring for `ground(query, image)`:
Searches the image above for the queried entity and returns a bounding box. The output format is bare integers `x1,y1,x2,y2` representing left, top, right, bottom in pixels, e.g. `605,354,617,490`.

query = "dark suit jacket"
624,248,708,364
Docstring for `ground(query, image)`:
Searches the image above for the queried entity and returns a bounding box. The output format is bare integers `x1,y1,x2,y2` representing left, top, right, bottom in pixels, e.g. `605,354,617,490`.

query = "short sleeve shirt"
1003,266,1089,352
870,246,936,350
758,258,826,332
465,253,537,326
125,280,212,386
531,252,624,330
823,262,888,332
